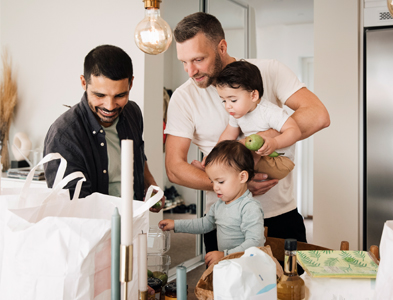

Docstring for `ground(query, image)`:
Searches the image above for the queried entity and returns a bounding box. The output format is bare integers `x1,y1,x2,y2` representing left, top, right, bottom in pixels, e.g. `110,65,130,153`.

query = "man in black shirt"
44,45,164,211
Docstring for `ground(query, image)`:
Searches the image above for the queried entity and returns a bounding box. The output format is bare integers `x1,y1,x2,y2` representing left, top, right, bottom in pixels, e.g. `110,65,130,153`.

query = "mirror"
161,0,253,278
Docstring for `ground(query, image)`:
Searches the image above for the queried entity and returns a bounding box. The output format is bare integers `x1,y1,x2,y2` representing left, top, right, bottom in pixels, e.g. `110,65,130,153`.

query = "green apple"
245,134,284,157
245,134,264,151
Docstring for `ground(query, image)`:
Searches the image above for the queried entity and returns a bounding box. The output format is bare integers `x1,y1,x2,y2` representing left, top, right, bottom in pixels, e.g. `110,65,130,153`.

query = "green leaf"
324,257,339,266
353,251,366,261
309,251,321,261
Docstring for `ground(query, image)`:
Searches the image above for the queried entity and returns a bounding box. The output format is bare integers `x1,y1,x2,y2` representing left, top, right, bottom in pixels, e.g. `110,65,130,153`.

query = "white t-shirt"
229,100,294,161
164,59,306,218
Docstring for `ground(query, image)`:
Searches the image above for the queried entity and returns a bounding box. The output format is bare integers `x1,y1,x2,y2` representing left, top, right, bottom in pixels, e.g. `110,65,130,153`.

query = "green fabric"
103,118,121,197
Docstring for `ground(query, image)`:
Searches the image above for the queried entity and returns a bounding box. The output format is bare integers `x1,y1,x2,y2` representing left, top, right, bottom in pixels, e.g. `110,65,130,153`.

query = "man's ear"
129,76,134,91
217,39,228,56
239,170,249,183
80,75,87,91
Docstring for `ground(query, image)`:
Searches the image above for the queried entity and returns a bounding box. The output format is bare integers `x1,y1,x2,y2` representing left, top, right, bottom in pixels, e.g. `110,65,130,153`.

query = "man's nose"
104,98,117,111
186,64,198,78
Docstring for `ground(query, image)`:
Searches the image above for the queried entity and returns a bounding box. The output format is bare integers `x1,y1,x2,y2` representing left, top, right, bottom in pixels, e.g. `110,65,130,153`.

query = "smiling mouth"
97,108,119,117
194,77,204,82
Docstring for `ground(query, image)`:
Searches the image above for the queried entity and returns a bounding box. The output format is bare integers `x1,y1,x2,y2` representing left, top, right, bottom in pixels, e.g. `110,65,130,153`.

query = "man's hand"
149,194,166,213
158,219,175,231
248,173,278,196
205,251,225,267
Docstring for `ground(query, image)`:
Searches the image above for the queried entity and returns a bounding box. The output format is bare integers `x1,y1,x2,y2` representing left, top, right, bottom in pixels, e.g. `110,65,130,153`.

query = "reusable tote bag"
0,153,163,300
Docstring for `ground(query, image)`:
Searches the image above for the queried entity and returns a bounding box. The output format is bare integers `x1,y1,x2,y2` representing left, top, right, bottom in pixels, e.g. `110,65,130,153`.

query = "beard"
194,52,223,88
87,100,123,126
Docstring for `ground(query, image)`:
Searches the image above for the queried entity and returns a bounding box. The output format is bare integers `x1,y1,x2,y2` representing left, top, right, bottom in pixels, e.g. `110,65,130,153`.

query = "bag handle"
133,185,164,217
19,153,86,208
20,153,66,194
45,171,86,203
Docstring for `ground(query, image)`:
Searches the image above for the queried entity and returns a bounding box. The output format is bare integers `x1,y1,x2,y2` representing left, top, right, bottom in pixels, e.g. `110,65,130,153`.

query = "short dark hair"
216,61,264,99
83,45,133,85
174,12,225,45
205,140,255,182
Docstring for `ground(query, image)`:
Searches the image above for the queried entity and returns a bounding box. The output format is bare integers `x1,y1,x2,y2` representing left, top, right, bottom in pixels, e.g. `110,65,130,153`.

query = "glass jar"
277,239,305,300
147,226,170,254
164,282,176,299
148,277,162,300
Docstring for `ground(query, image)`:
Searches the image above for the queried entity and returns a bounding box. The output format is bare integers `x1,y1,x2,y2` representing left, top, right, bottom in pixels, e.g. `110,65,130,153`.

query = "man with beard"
164,12,330,262
44,45,164,211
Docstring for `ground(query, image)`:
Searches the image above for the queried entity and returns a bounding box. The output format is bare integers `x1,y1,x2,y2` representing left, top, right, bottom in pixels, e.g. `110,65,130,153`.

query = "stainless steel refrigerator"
364,25,393,250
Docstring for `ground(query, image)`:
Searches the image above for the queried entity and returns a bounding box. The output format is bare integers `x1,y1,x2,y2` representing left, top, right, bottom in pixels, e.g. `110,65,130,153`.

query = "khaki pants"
255,156,295,180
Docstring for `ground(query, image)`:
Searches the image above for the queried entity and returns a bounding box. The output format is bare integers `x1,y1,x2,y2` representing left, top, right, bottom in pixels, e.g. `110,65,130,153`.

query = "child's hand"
191,159,205,171
158,219,175,231
256,136,278,156
205,251,224,267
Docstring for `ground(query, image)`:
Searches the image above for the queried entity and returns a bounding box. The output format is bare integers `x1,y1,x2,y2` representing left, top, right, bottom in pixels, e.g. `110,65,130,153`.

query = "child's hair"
215,60,264,99
205,140,255,182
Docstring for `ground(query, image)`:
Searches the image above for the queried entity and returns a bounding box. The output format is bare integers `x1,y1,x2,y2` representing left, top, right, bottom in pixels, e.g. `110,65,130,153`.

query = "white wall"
1,0,147,150
313,0,360,249
256,23,314,79
0,0,164,224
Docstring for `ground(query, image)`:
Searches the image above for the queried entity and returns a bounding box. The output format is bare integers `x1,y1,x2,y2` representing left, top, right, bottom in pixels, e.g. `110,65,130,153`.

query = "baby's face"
217,85,259,119
205,162,248,204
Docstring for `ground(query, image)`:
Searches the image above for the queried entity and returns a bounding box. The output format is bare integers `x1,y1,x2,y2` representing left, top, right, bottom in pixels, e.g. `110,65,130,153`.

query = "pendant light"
134,0,173,55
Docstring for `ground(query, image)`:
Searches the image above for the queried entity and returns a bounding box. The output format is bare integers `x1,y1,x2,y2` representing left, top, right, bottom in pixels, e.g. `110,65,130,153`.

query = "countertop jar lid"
148,277,163,290
165,281,176,292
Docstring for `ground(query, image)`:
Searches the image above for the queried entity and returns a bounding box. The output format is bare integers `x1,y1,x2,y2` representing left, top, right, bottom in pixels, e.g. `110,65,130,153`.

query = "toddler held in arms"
159,140,265,267
214,60,301,180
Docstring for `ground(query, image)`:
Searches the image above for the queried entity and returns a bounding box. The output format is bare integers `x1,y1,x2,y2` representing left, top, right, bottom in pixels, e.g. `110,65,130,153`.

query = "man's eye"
116,94,127,98
195,58,203,62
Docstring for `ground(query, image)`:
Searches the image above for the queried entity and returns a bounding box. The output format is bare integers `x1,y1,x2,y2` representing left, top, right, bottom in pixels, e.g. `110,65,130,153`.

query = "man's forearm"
144,162,157,189
166,160,213,191
285,87,330,140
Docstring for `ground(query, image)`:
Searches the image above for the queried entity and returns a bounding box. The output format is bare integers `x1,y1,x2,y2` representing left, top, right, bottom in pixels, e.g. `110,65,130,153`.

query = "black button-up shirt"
43,93,146,200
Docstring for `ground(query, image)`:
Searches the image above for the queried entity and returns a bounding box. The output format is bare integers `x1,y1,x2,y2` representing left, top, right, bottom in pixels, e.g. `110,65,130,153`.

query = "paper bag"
213,247,277,300
375,220,393,300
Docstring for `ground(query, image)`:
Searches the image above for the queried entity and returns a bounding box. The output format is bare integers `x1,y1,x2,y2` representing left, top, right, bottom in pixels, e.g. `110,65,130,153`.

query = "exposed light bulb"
134,1,172,55
389,0,393,18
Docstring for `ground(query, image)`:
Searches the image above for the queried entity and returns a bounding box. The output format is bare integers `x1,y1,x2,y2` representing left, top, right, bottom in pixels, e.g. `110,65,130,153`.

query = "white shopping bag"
0,153,75,283
213,246,277,300
0,153,163,300
375,220,393,300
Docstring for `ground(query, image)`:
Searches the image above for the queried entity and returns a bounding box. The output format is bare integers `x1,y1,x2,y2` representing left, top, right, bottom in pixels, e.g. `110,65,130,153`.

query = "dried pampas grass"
0,49,18,171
